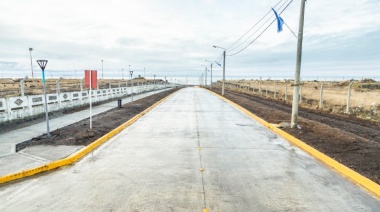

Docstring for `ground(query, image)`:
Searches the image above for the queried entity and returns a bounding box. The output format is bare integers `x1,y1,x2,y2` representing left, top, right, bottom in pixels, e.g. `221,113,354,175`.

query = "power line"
227,0,291,53
227,0,294,56
226,0,286,51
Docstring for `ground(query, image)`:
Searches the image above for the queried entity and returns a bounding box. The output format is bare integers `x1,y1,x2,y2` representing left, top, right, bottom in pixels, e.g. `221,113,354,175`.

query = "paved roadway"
0,87,379,211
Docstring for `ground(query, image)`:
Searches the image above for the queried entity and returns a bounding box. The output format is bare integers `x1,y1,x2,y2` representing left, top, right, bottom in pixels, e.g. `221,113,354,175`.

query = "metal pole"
90,70,92,129
210,63,213,90
29,48,33,79
130,73,134,102
42,70,50,136
205,67,207,88
290,0,306,129
319,82,324,109
222,50,226,96
101,60,104,79
20,79,25,96
346,81,354,114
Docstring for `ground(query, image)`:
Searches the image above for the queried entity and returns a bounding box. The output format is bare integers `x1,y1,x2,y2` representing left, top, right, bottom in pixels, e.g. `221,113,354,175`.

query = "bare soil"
15,88,179,152
210,88,380,184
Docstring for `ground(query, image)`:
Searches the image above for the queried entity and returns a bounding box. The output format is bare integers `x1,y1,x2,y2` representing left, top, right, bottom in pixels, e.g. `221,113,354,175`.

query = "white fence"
0,84,168,123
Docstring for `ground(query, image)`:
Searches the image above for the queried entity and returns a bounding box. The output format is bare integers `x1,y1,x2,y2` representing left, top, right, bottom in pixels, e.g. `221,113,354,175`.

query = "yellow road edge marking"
206,89,380,198
0,90,178,185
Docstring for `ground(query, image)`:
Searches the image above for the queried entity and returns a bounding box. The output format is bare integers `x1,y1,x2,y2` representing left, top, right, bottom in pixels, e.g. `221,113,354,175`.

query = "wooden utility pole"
290,0,307,129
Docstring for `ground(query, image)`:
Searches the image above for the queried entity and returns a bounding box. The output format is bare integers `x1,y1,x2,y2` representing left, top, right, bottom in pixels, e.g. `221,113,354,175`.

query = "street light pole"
130,70,134,102
101,60,104,79
201,65,207,88
291,0,307,129
36,60,50,137
29,48,34,79
213,46,226,95
205,60,213,90
153,75,156,93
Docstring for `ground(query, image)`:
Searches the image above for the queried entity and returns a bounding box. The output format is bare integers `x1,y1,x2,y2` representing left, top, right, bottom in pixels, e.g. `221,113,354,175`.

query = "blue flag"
215,61,221,67
272,8,284,33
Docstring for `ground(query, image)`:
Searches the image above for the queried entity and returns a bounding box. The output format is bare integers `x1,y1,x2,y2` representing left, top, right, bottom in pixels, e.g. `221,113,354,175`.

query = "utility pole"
29,48,34,79
205,60,213,90
222,50,226,95
290,0,306,129
213,46,226,95
205,66,207,88
101,60,104,79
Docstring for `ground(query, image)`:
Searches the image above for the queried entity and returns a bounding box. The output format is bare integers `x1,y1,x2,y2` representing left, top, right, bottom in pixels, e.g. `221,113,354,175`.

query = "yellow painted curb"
0,90,178,185
206,89,380,198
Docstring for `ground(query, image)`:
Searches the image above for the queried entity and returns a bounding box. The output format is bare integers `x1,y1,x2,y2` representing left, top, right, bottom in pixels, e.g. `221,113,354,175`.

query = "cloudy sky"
0,0,379,83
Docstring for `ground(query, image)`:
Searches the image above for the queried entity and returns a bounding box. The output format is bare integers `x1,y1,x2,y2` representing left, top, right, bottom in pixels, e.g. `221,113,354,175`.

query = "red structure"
84,70,98,89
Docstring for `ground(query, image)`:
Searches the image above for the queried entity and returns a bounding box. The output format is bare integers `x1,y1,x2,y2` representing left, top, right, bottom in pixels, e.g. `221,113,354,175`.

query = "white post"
259,79,262,95
319,82,324,109
20,79,25,96
291,0,307,128
285,81,288,101
346,81,355,114
299,83,302,105
274,81,277,99
222,50,226,95
89,71,92,129
56,79,61,109
80,79,83,92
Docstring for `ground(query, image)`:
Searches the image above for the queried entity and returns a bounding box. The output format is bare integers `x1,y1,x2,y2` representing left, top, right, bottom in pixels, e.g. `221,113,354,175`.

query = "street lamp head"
213,45,226,50
29,48,33,52
36,60,48,71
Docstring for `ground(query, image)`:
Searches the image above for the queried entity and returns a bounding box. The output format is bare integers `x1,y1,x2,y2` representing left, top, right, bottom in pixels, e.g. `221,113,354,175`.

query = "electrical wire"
227,0,294,56
227,0,291,53
226,0,286,51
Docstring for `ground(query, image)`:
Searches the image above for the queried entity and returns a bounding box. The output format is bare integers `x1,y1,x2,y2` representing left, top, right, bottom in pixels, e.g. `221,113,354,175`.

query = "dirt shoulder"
16,88,180,152
210,88,380,185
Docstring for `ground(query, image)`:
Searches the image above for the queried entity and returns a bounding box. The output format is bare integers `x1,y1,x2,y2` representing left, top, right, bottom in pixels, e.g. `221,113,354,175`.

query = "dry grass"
227,79,380,121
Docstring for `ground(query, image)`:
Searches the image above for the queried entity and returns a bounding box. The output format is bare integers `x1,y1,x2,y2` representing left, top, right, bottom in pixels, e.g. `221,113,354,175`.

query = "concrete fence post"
20,79,25,96
346,81,355,114
274,81,277,99
259,80,262,95
319,82,324,109
299,83,302,105
80,79,83,92
265,80,269,98
56,79,61,109
285,81,288,101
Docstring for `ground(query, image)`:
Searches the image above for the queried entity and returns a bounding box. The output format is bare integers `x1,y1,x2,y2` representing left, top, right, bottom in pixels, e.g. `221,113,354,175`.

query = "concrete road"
0,87,379,211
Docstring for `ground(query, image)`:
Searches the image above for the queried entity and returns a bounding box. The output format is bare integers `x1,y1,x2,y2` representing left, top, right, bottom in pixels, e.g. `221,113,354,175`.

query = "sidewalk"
0,88,171,175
